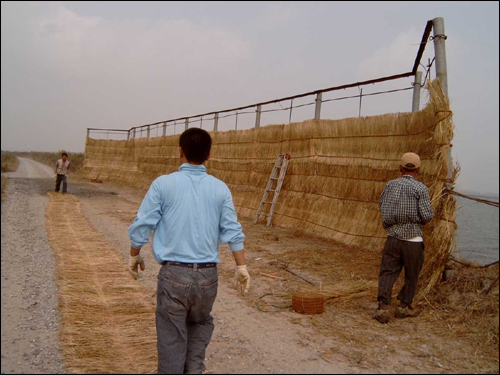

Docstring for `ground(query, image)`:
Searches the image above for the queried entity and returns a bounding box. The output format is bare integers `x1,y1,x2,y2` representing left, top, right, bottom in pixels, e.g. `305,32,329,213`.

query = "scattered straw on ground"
45,193,157,374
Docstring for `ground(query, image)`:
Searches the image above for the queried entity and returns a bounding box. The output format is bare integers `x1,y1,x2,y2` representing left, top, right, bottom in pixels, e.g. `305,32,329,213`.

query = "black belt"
162,261,217,269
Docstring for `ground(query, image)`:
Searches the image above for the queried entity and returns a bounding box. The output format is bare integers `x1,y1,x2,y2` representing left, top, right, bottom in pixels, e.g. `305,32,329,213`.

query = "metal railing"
88,19,438,141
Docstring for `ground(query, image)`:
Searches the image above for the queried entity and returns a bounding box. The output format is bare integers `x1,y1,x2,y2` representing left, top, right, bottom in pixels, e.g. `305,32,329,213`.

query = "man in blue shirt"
128,128,250,374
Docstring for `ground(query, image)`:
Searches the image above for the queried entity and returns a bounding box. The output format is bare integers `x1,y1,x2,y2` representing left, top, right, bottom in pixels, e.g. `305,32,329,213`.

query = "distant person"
54,151,70,194
374,152,434,324
127,128,250,374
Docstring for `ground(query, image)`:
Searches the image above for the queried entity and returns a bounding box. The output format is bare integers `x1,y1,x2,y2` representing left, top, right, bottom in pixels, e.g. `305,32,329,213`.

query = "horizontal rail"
128,71,415,131
86,19,433,138
86,128,130,132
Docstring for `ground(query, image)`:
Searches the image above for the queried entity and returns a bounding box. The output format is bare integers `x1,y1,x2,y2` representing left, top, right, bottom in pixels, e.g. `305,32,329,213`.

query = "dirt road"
1,158,66,374
2,158,497,374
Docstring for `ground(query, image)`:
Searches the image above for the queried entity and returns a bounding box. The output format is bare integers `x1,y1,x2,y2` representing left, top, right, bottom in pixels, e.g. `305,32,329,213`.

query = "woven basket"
292,292,325,315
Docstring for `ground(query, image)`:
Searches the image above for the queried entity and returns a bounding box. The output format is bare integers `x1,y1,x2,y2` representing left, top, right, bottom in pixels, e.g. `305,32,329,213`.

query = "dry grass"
1,151,20,173
45,193,157,374
1,151,20,202
1,176,7,202
426,262,499,352
229,218,499,373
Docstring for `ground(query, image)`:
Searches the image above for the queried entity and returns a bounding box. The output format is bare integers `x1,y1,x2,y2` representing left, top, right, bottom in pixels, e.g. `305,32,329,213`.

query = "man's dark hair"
179,128,212,164
61,152,68,157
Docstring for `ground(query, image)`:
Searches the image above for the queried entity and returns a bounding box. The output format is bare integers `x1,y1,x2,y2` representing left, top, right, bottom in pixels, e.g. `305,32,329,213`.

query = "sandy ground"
2,158,498,374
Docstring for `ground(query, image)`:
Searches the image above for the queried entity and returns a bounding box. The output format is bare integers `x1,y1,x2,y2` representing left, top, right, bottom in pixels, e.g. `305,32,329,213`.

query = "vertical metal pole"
87,129,90,139
432,17,449,99
133,128,136,139
433,17,452,181
255,105,262,128
235,112,238,130
214,113,219,131
314,92,322,120
163,122,167,136
127,130,131,141
185,118,189,130
288,99,293,124
412,71,423,112
147,125,150,138
434,18,454,271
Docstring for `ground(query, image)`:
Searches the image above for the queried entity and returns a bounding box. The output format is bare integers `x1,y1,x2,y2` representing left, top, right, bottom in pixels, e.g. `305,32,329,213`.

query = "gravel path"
1,158,66,374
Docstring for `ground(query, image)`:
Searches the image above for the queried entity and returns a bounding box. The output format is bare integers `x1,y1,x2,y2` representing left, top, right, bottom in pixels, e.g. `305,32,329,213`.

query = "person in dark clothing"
54,151,70,193
374,152,434,324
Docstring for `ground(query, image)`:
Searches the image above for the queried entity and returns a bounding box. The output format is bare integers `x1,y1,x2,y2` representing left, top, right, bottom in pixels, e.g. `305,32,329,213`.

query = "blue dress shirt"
128,163,245,264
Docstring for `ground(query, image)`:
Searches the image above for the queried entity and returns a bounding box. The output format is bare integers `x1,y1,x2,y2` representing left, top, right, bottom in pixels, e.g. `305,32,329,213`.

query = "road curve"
3,157,55,179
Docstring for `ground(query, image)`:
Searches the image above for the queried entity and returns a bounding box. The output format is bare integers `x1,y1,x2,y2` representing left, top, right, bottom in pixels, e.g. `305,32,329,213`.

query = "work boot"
395,305,420,319
373,308,390,324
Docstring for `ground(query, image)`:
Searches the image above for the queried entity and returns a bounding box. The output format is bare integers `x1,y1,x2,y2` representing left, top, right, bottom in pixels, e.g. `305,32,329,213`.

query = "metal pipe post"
163,122,167,136
147,125,150,138
412,71,423,112
314,92,322,120
433,17,453,182
86,129,90,139
133,128,136,139
255,105,262,128
127,131,131,141
214,113,219,131
432,17,449,99
185,118,189,130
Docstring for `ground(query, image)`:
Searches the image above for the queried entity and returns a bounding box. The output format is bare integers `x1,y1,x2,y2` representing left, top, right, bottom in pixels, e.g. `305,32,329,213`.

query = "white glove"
128,254,145,280
234,265,250,296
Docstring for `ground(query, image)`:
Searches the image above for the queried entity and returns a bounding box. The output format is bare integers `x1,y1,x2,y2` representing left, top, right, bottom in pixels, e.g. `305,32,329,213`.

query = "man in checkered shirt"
374,152,434,324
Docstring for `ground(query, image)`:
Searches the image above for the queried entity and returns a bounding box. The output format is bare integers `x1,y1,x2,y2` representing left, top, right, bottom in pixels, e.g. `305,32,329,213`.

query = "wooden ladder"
254,153,291,227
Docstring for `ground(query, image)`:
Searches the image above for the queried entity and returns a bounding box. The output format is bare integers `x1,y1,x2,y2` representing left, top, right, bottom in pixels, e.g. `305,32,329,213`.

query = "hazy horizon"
1,1,499,196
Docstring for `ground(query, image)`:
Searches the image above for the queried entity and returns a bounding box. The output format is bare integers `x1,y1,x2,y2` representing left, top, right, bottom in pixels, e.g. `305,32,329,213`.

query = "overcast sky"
1,1,499,196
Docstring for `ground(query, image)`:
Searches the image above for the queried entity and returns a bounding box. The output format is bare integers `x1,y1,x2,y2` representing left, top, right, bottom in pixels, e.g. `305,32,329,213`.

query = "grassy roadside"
1,151,20,202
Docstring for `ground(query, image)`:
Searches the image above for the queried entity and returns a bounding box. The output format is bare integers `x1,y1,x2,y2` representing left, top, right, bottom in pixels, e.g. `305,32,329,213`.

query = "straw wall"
84,80,457,294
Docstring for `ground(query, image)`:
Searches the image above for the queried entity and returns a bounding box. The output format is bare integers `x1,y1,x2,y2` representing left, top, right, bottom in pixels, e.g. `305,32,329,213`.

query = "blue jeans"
156,264,218,374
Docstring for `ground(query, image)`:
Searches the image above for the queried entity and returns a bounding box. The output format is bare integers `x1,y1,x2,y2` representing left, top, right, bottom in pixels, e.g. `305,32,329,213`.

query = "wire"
423,57,436,83
321,87,413,103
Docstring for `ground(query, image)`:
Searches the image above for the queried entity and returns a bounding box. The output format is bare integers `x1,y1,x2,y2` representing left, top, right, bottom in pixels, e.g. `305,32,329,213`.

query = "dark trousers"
55,174,67,193
377,236,425,306
156,264,218,374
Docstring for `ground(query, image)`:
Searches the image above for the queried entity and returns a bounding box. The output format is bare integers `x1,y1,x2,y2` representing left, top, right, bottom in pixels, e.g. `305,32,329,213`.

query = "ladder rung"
270,177,279,180
262,201,274,204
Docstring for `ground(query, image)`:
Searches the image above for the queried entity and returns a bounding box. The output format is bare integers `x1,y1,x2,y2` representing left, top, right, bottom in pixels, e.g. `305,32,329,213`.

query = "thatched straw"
45,193,157,374
83,79,456,298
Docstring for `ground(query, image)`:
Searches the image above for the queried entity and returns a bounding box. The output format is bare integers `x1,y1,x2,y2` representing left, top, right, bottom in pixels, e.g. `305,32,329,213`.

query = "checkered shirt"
379,175,434,239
